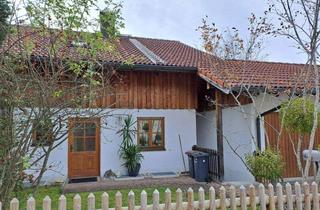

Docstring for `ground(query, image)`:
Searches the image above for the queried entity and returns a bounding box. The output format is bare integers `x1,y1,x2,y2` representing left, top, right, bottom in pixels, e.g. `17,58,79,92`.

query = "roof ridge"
227,59,307,66
123,35,179,42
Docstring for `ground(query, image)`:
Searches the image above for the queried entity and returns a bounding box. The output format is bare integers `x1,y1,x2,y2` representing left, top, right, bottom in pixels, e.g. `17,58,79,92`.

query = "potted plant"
142,122,149,132
139,135,147,146
117,115,144,176
119,144,144,176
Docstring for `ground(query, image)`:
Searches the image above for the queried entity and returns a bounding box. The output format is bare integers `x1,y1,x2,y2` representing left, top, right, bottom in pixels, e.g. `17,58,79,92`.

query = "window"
137,117,165,151
32,118,53,146
69,118,99,152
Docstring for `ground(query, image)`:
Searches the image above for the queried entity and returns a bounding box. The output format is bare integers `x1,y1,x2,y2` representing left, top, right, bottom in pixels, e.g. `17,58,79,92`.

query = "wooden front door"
264,112,320,178
68,118,100,179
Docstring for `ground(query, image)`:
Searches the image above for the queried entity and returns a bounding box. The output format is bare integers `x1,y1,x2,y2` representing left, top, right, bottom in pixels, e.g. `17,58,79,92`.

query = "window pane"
85,123,96,136
86,138,96,151
73,123,84,136
152,120,162,133
152,133,162,146
139,120,149,132
139,133,149,147
73,138,84,152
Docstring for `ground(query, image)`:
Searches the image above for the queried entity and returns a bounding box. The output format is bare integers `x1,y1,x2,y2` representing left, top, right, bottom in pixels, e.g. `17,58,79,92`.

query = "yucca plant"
118,115,144,176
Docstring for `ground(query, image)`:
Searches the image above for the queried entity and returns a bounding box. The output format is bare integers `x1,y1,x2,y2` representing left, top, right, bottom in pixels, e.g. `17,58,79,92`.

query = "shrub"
280,97,319,134
245,148,284,183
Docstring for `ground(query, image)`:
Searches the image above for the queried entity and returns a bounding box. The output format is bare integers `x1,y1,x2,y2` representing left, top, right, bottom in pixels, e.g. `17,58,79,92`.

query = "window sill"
140,147,166,152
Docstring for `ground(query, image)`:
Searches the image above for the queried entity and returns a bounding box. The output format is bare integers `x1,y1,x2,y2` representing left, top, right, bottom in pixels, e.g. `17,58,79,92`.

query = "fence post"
128,191,135,210
58,195,67,210
249,185,256,210
176,188,183,210
276,183,283,210
303,182,311,210
73,194,81,210
43,196,51,210
267,184,275,210
27,196,36,210
165,188,171,210
285,183,293,210
187,188,194,210
115,191,122,210
240,185,247,210
153,189,160,210
102,192,109,210
259,184,266,210
88,193,95,210
312,182,319,210
141,190,147,210
229,185,236,210
294,182,302,210
10,198,19,210
220,186,226,210
198,187,205,210
209,186,216,210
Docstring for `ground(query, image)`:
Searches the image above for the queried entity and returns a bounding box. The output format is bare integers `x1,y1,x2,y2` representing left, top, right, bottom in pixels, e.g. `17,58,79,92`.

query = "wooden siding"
197,78,252,111
93,71,198,109
264,111,320,178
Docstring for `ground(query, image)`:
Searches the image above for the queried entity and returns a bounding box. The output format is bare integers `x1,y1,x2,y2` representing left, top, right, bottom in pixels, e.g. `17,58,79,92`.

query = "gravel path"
63,175,223,193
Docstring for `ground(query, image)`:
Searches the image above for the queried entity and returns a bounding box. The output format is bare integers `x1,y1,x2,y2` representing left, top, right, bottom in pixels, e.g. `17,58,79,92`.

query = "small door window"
69,118,99,152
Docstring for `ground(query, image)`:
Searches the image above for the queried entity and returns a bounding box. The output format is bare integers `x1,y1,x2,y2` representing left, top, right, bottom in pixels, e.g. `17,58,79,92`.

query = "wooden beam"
215,89,224,180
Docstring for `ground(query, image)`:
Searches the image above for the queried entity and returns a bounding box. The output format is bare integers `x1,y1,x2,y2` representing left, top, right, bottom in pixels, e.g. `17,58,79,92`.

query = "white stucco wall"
196,111,217,150
222,104,255,182
196,93,289,182
37,109,196,183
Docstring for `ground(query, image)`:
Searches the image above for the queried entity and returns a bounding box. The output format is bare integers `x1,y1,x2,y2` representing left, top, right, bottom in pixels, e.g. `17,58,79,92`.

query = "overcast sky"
115,0,307,64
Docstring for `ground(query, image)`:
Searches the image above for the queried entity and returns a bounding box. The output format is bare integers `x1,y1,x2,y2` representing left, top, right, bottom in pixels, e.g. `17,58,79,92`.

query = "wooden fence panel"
101,192,109,210
295,182,303,210
198,187,205,210
268,183,275,210
58,195,66,210
7,182,320,210
165,188,171,210
73,194,81,210
264,111,320,178
27,197,35,210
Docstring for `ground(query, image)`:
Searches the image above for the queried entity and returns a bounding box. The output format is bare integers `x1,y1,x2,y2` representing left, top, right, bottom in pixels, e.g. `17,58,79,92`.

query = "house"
2,26,320,183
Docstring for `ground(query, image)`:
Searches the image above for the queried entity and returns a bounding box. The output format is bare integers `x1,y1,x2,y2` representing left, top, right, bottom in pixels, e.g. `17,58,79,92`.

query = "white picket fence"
2,182,320,210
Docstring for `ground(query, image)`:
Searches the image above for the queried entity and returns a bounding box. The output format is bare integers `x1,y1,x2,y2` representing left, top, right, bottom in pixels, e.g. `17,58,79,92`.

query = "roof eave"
115,63,198,73
198,74,230,94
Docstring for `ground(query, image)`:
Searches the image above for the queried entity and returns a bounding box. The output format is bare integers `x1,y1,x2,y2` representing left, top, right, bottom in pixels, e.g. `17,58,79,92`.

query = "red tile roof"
1,26,315,91
199,60,314,90
1,26,219,68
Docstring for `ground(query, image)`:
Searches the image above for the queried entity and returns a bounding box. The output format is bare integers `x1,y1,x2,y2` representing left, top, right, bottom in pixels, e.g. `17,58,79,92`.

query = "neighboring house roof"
1,26,315,93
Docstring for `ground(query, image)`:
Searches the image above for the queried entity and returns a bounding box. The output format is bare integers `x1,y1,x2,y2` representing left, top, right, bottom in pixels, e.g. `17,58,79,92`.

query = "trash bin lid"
185,150,202,155
190,151,209,157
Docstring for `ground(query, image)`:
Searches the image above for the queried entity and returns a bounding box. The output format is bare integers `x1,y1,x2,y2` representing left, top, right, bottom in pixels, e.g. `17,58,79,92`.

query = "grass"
13,185,209,210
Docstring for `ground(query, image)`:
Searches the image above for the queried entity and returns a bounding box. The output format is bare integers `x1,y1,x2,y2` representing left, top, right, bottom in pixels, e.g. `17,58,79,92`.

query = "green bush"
280,97,319,134
245,148,284,183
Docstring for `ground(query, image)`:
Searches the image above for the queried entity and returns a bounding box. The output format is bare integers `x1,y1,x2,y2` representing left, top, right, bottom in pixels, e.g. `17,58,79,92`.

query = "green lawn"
13,185,208,210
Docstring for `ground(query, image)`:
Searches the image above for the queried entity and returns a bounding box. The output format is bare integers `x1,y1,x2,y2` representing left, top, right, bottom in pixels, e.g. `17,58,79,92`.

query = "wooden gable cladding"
95,71,198,109
197,78,252,111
